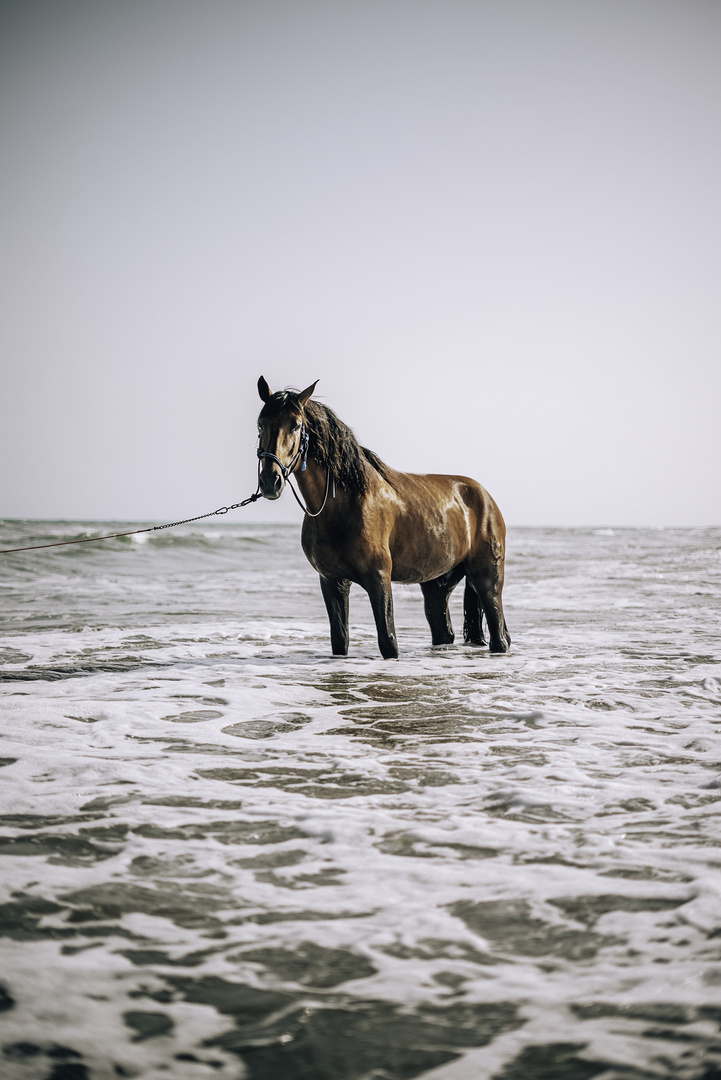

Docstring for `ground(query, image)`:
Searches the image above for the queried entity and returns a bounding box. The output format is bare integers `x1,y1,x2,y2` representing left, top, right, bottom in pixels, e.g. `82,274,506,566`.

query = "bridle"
257,420,310,479
256,419,334,518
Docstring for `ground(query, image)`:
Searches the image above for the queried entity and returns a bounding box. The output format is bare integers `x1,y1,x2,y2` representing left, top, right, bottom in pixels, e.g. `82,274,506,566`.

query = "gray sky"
1,0,719,526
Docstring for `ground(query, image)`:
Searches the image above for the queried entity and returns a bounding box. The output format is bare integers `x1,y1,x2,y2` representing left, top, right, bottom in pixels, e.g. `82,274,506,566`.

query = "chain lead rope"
1,421,336,554
0,493,264,555
0,474,335,555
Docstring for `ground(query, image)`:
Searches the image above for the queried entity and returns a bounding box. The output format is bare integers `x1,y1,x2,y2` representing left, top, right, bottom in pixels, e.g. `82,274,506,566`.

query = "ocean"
0,520,720,1080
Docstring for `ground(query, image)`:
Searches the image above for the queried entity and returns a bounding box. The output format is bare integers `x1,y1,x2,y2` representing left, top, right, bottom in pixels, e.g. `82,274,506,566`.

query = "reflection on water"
0,522,720,1078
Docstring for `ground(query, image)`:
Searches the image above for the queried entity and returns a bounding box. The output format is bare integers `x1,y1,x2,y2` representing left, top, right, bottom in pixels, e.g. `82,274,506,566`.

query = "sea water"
0,520,720,1080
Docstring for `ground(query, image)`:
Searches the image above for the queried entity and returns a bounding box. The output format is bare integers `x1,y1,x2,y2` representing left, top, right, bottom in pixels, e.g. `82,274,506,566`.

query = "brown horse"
255,377,510,659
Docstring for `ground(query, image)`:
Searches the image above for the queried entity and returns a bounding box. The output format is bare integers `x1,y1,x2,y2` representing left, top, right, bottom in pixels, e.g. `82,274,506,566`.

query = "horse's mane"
305,399,391,495
262,390,389,495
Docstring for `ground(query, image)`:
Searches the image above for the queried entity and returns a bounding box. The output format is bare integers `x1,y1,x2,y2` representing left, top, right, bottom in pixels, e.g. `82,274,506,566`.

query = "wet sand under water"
0,522,720,1079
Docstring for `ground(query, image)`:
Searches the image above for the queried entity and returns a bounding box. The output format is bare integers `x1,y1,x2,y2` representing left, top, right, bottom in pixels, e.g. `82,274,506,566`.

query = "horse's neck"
294,455,339,517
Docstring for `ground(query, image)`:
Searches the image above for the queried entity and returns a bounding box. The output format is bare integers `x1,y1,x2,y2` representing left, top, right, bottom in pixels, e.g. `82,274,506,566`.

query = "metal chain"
150,496,261,531
0,462,336,555
0,492,264,554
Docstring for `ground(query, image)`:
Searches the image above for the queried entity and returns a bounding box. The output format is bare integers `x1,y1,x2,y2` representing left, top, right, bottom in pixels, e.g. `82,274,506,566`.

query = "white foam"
0,524,720,1076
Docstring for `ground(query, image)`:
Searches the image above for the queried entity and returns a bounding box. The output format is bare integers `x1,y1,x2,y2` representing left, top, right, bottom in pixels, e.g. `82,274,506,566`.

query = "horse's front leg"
362,568,399,659
320,576,351,655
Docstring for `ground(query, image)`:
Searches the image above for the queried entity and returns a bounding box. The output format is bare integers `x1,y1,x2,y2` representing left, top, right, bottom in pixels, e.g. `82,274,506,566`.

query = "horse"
255,377,511,659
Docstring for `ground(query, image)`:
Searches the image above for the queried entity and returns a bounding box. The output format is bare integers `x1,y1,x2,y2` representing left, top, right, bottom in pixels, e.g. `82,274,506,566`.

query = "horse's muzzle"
259,463,285,499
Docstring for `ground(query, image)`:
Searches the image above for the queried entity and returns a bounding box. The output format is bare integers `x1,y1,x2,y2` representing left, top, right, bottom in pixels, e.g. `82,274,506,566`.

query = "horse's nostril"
260,465,284,497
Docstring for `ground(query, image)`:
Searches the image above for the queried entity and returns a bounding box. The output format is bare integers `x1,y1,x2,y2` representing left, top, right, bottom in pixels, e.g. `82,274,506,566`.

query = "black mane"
261,391,389,495
305,399,391,495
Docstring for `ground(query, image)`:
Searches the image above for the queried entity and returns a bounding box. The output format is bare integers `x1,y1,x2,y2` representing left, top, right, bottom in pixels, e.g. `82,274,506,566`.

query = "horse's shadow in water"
254,377,511,660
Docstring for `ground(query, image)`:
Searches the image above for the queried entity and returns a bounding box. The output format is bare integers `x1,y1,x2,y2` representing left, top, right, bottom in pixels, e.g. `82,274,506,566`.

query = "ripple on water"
1,524,720,1078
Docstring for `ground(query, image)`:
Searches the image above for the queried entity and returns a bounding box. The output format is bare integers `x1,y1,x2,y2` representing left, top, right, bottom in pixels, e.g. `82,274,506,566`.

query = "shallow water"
0,520,720,1080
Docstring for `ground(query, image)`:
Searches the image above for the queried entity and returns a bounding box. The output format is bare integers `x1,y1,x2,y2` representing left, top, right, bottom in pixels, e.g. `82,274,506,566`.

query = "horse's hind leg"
462,579,486,646
421,567,464,646
465,557,511,654
320,576,351,656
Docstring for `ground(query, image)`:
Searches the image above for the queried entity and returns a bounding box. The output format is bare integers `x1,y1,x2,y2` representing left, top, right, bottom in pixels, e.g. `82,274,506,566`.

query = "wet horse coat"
256,377,510,659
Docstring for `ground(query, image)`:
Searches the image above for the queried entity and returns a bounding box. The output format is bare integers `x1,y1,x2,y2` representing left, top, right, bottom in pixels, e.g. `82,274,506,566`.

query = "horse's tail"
462,578,486,646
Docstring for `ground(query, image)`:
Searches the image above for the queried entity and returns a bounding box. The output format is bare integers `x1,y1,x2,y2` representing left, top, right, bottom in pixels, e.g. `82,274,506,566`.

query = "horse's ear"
258,376,272,402
298,380,319,407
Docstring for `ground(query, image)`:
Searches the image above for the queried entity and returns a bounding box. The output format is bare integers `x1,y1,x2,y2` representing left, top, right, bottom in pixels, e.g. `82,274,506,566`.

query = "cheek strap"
257,423,309,478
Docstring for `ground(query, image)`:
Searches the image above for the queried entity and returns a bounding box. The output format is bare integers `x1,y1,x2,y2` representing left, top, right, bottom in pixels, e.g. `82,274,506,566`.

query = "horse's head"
256,376,318,499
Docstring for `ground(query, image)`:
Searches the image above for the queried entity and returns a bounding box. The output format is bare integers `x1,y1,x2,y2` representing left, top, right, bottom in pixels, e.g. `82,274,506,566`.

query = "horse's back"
376,469,505,583
385,469,505,534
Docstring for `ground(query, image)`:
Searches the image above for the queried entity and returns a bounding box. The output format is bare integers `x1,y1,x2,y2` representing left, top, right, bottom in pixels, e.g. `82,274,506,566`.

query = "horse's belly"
387,490,474,583
389,527,469,584
389,551,461,584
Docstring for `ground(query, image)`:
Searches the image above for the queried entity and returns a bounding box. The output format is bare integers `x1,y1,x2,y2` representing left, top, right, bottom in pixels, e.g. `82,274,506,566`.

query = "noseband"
255,419,334,517
257,421,309,479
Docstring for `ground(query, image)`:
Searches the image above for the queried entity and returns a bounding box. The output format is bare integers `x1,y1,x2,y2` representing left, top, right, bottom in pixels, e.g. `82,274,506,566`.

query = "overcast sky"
1,0,719,526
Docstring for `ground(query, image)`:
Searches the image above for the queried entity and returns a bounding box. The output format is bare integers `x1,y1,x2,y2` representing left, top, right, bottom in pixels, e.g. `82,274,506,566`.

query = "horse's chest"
301,525,356,579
